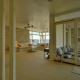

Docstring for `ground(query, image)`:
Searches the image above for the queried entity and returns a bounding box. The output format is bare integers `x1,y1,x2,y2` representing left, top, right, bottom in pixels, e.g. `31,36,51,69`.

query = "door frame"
75,18,80,65
55,18,80,65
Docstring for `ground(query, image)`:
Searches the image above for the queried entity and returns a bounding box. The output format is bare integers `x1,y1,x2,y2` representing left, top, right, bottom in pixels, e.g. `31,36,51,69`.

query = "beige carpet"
6,50,80,80
72,66,80,75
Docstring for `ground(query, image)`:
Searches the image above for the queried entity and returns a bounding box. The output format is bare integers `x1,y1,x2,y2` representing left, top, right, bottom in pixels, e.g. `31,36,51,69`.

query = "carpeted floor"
6,50,80,80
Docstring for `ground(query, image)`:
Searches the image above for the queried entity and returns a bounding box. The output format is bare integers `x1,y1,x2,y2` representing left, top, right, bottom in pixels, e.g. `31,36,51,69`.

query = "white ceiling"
50,0,80,14
65,21,80,28
5,0,80,31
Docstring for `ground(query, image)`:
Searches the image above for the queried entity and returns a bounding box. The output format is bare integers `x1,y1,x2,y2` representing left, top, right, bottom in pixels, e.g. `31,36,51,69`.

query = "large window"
29,31,49,45
30,31,40,45
39,32,49,43
33,35,40,45
46,32,49,43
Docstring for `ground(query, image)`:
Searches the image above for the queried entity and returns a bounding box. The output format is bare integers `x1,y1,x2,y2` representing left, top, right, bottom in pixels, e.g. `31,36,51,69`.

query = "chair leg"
60,56,63,63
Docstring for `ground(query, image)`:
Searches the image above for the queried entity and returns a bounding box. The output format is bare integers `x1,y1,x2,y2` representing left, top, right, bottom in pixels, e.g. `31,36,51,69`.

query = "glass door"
55,21,76,64
62,21,75,64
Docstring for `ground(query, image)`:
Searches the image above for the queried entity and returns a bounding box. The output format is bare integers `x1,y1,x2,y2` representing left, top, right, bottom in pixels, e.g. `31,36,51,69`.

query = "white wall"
16,28,29,43
55,11,80,22
56,24,63,48
56,24,66,48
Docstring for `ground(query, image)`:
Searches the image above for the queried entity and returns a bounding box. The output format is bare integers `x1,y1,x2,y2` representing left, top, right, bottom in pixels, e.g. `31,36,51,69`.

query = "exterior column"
49,15,56,60
9,0,16,80
0,0,5,80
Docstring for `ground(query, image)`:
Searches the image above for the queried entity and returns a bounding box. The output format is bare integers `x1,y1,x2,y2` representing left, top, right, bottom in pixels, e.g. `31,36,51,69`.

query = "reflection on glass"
56,22,75,62
77,21,80,62
63,22,75,60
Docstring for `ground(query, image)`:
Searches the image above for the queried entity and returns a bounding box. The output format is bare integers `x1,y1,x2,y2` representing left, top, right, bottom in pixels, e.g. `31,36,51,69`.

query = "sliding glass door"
62,21,75,63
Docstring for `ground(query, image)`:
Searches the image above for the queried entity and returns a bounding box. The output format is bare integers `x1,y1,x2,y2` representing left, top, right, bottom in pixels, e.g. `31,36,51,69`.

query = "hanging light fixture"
24,24,30,29
31,25,36,28
31,25,33,28
24,24,36,29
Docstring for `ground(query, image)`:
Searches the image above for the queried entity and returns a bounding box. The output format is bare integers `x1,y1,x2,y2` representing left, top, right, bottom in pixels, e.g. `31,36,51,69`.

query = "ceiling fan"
30,25,36,28
24,24,36,29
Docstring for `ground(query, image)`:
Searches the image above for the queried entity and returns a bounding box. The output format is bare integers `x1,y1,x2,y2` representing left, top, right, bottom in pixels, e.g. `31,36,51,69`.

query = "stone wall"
5,26,29,51
16,28,29,43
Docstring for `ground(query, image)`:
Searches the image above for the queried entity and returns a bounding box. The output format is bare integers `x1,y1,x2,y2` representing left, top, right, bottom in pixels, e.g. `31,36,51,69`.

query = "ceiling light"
24,24,36,30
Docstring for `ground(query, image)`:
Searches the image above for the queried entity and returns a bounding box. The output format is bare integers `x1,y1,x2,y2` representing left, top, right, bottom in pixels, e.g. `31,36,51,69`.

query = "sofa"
16,43,36,52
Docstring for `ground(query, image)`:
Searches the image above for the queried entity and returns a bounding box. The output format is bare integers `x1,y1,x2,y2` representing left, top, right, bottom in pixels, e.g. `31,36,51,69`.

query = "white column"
0,0,5,80
49,15,56,60
9,0,16,80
